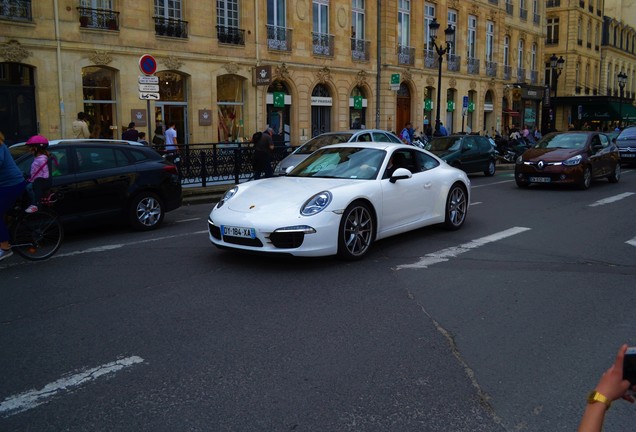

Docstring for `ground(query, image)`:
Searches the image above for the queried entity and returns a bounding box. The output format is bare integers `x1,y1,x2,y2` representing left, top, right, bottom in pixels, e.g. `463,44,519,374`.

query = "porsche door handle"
423,182,432,189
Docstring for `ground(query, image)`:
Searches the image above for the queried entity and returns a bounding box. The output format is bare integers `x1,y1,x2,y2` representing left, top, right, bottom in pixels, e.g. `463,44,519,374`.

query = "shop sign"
484,103,494,112
353,96,363,109
521,87,544,100
424,99,433,111
447,101,455,112
311,96,333,106
254,66,272,86
199,109,212,126
390,74,400,91
131,109,147,127
273,91,285,107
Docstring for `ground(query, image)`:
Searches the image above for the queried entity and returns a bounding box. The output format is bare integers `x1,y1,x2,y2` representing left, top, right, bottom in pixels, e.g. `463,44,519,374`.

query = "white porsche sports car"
208,142,470,259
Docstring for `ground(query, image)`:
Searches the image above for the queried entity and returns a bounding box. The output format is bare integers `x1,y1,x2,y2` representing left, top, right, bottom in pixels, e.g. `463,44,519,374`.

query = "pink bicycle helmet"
25,135,49,148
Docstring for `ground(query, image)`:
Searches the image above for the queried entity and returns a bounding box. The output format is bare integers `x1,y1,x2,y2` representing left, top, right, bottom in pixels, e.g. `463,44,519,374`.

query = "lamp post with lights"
618,71,627,129
428,18,455,136
549,54,565,98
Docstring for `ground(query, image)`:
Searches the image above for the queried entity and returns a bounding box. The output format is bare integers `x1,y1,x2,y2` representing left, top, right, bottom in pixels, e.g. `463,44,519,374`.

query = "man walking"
252,128,275,180
121,122,139,141
72,112,90,138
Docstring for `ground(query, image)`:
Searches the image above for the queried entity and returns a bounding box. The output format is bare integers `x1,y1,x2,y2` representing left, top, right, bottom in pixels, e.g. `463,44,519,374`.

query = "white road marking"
471,179,514,188
396,226,532,270
627,236,636,248
0,356,144,417
589,192,635,207
176,217,201,223
470,201,483,206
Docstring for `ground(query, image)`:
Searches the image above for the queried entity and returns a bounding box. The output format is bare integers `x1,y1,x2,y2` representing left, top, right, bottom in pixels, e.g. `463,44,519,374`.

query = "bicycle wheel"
11,210,64,261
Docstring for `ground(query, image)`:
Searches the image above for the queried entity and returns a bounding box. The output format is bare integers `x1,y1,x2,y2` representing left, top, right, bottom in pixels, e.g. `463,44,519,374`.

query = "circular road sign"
139,54,157,75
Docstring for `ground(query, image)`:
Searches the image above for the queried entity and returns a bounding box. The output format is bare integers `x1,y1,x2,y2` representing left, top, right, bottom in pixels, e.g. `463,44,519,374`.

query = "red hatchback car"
514,131,621,189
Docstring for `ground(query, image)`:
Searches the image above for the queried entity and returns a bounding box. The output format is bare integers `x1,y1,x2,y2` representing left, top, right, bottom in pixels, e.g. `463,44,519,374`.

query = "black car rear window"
129,148,155,162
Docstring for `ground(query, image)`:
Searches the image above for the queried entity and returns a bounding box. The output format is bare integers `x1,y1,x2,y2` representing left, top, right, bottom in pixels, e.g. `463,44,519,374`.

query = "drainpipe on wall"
375,0,381,129
53,0,65,137
255,0,260,132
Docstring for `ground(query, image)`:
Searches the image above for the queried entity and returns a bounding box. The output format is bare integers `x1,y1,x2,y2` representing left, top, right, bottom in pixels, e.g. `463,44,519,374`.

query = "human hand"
594,344,635,403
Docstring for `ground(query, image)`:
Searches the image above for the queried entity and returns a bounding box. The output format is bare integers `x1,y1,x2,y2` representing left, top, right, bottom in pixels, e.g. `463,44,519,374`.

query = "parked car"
514,131,620,189
426,134,497,176
273,130,403,175
615,125,636,165
209,142,470,259
10,139,182,230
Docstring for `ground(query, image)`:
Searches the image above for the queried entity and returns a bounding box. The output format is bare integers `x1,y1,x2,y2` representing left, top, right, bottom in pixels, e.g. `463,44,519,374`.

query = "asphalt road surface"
1,167,635,431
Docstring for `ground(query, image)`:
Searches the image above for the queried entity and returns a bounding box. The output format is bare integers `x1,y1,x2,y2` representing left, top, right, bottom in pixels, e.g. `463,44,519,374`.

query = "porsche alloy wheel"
444,184,468,230
338,202,374,260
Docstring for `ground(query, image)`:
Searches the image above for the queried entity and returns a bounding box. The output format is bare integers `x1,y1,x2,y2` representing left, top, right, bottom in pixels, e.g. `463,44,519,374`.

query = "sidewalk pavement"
182,163,515,205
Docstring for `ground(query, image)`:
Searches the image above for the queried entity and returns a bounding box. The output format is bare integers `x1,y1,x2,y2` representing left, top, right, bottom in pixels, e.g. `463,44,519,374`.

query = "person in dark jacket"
122,122,139,141
252,128,275,180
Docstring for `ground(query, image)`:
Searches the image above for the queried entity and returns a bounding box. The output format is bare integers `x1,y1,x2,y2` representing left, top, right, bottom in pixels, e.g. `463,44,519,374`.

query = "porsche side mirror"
389,167,412,183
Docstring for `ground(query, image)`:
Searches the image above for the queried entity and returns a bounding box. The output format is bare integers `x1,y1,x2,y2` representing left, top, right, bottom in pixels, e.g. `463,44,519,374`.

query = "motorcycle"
495,135,530,163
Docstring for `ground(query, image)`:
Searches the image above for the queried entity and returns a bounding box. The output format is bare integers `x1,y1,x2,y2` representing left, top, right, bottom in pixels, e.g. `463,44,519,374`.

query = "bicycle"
6,192,64,261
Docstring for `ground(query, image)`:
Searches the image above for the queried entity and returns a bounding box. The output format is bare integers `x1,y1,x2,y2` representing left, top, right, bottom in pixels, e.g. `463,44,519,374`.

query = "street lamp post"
618,71,627,129
429,18,455,136
549,54,565,130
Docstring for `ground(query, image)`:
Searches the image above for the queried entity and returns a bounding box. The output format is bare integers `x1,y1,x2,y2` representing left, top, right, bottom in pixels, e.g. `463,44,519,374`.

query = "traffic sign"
139,54,157,75
463,96,469,108
139,75,159,84
139,92,160,100
139,84,159,92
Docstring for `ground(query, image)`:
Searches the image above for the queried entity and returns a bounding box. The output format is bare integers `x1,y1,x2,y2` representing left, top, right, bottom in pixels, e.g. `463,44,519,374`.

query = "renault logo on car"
537,160,545,169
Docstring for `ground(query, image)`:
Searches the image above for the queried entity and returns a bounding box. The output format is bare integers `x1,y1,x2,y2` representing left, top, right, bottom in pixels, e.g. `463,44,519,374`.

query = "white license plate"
529,176,551,183
622,153,635,158
222,225,255,238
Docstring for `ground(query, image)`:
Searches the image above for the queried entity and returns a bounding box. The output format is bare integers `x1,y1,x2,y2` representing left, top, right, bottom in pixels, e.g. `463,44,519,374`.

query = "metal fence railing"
172,142,292,187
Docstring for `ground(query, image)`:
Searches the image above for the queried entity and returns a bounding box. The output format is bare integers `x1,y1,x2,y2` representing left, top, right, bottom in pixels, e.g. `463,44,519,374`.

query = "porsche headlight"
216,186,238,209
563,155,582,166
301,191,332,216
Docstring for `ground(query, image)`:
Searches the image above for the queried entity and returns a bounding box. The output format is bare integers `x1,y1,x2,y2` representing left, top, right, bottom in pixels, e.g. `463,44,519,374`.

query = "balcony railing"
588,5,593,12
506,2,514,15
585,87,590,95
517,68,526,82
397,44,415,66
424,50,439,69
216,26,245,45
486,61,497,77
520,9,528,20
576,86,582,93
504,65,512,80
313,32,334,56
577,39,583,46
267,25,292,51
351,38,370,61
488,0,499,4
546,38,559,45
587,42,592,49
593,89,598,95
448,54,461,72
78,7,118,30
546,0,560,6
530,70,539,85
534,13,541,25
154,17,188,38
467,58,480,75
0,0,31,22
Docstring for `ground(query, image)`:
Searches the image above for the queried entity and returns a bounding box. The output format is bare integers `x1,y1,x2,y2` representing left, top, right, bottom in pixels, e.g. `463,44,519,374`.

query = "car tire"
129,192,165,231
608,163,621,183
579,166,592,190
484,160,496,177
337,201,375,260
444,183,468,230
515,179,529,188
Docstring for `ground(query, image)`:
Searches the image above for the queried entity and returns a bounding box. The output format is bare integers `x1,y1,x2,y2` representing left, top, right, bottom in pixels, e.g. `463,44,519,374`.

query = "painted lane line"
588,192,635,207
627,236,636,248
0,356,144,417
396,226,532,270
471,179,514,188
470,201,483,206
176,217,202,223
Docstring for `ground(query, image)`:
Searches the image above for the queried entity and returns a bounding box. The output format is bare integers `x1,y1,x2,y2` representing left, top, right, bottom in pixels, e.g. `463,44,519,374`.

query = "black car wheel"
129,192,164,231
444,183,468,230
579,166,592,190
608,163,621,183
515,178,529,188
484,160,496,177
337,201,374,260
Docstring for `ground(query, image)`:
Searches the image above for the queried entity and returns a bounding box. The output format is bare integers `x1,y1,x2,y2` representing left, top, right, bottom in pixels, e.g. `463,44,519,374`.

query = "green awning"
580,101,636,122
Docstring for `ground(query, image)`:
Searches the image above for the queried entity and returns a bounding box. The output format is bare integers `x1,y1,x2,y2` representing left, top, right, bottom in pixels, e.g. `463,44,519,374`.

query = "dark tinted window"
372,132,390,142
76,147,129,173
356,133,373,142
130,149,152,162
416,152,440,171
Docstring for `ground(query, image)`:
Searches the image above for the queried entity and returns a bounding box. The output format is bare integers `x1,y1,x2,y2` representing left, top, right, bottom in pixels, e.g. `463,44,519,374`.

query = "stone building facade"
1,0,547,145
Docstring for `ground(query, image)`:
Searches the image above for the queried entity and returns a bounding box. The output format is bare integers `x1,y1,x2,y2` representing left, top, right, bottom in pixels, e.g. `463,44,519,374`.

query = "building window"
504,36,510,66
531,43,536,71
79,0,116,30
398,0,411,48
467,15,477,60
267,0,289,50
424,3,435,53
547,17,559,44
154,0,186,37
447,9,457,56
313,0,332,55
486,21,494,62
82,66,116,140
517,39,524,70
217,75,245,143
352,0,365,40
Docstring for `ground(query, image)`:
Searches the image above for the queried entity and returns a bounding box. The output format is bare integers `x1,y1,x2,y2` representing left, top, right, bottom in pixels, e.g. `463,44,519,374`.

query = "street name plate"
139,75,159,84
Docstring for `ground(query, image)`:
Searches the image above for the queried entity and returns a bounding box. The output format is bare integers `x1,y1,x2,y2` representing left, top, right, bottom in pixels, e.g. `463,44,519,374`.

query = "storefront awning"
579,101,636,122
502,108,520,116
613,101,636,122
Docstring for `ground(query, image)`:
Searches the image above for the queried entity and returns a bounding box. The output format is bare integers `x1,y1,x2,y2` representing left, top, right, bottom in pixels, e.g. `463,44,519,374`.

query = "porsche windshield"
295,133,354,155
289,147,386,180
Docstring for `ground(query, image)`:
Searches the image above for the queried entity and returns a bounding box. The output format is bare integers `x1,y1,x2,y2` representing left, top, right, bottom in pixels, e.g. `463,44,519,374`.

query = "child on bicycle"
24,135,51,214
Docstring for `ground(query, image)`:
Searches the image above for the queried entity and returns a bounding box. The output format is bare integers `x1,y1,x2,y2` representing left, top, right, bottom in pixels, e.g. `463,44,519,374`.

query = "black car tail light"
162,165,179,175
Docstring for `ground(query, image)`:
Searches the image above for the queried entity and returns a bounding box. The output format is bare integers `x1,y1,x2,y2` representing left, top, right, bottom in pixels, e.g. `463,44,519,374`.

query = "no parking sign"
138,54,157,75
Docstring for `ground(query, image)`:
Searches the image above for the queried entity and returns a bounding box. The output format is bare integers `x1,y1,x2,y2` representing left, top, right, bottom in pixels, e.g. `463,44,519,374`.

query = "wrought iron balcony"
520,9,528,20
486,61,498,77
424,50,439,69
351,38,370,61
504,65,512,80
397,44,415,66
217,26,245,45
506,2,514,15
546,38,559,45
576,86,582,93
530,70,539,84
467,58,480,75
77,7,119,30
154,17,188,38
585,87,590,95
448,54,461,72
267,25,292,51
577,39,583,46
517,68,526,82
1,0,32,21
313,32,334,57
